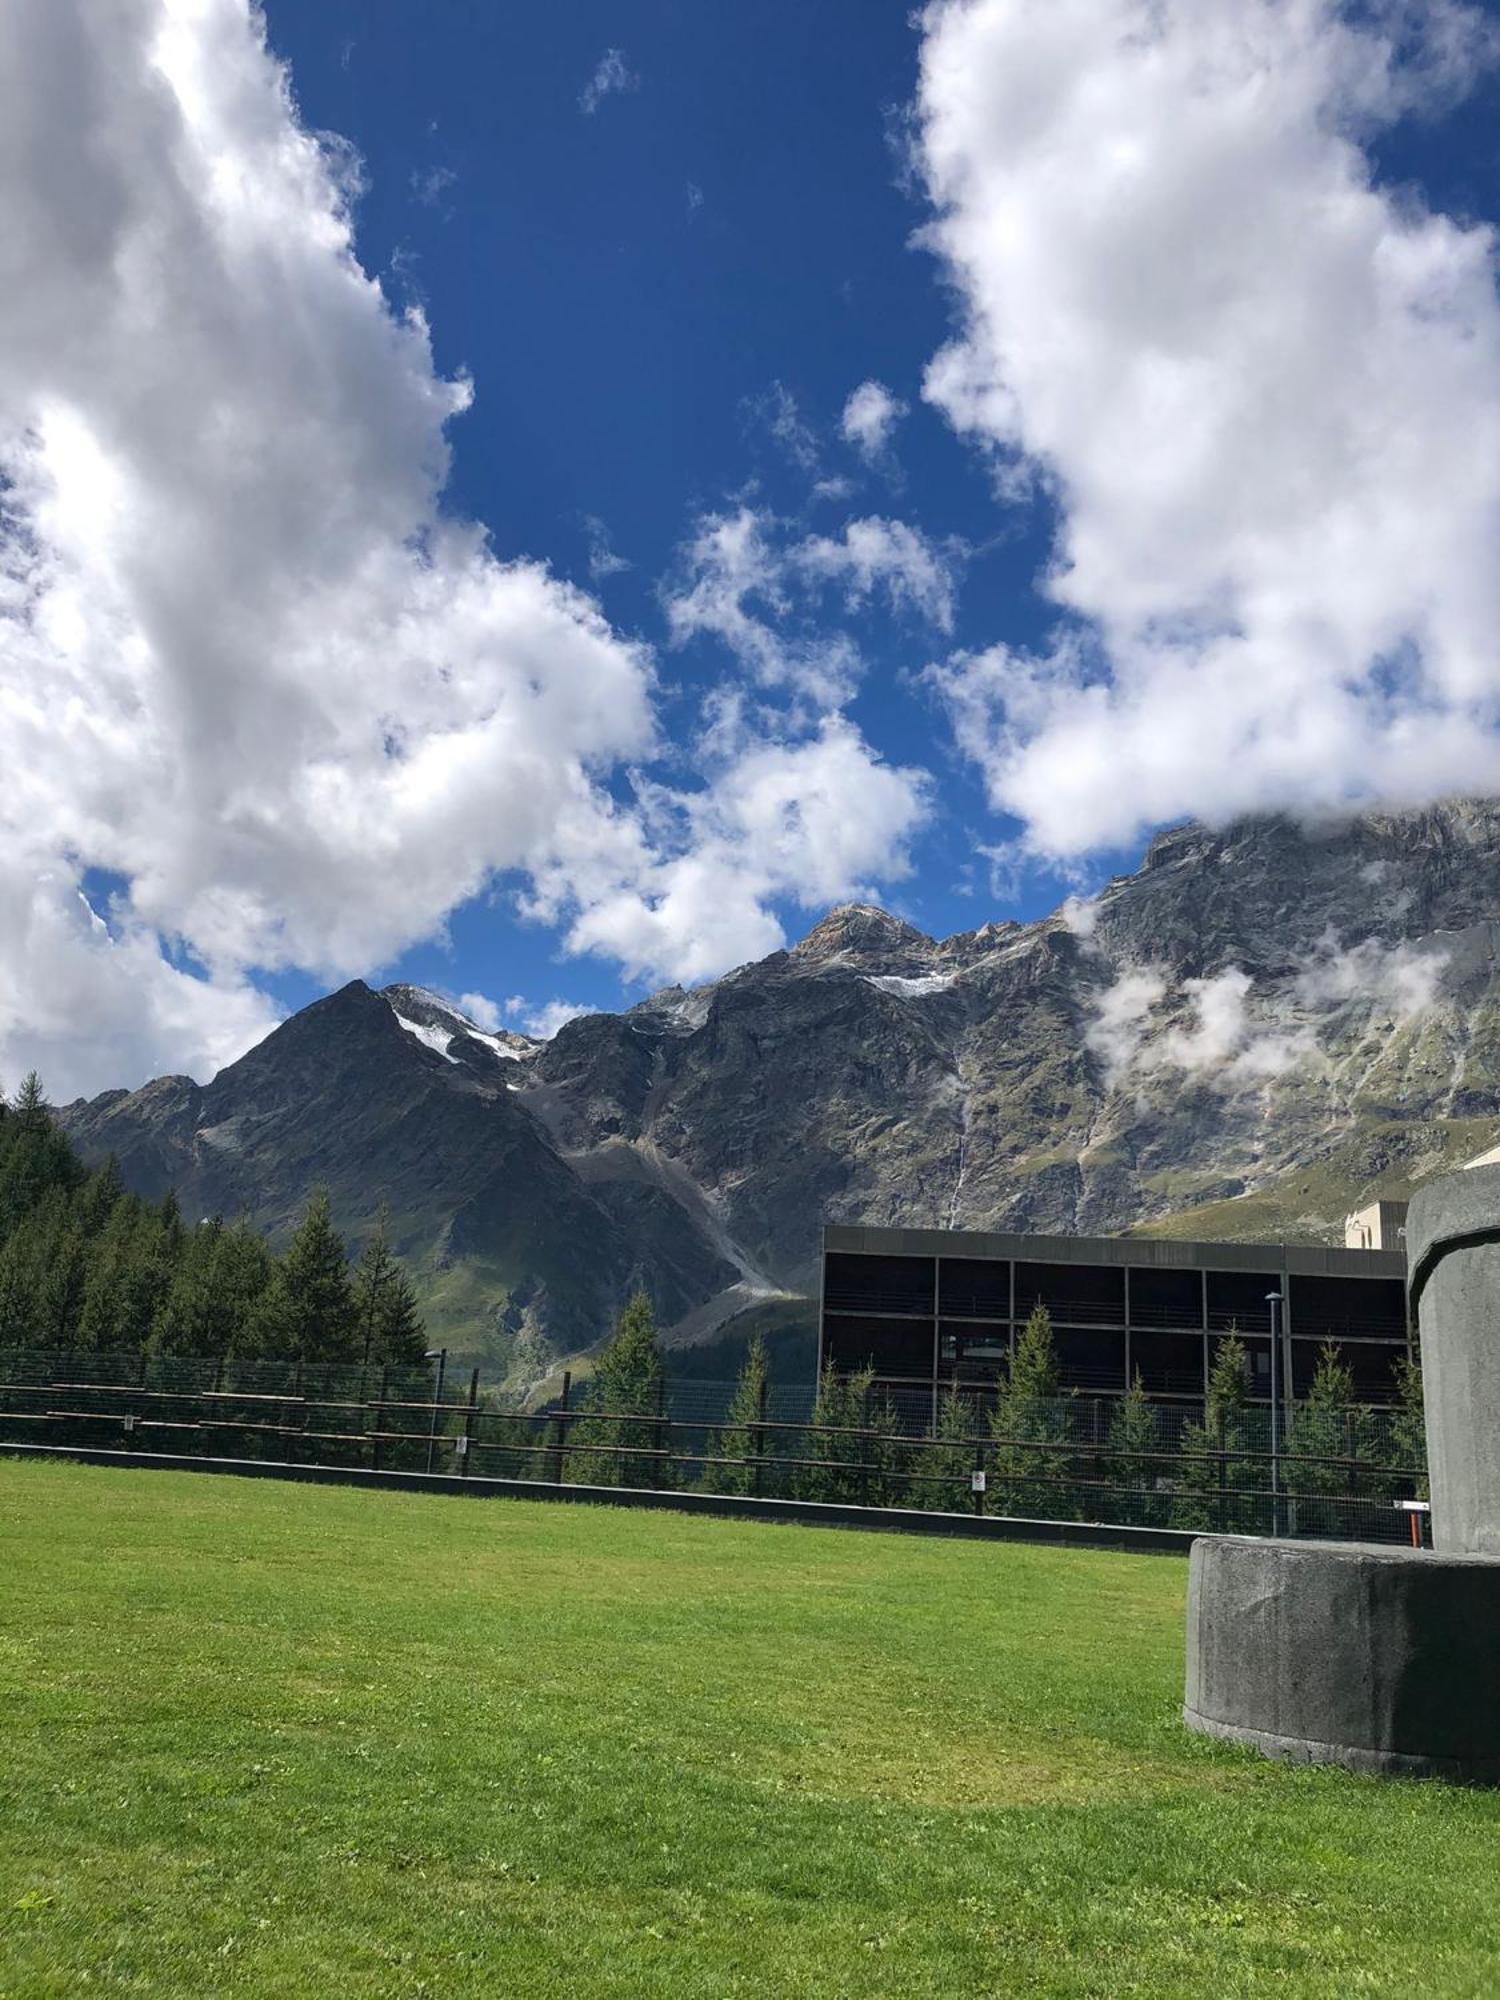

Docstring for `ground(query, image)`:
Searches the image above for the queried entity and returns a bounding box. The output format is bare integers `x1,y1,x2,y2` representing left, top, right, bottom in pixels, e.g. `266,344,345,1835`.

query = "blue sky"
254,0,1078,1023
254,0,1500,1030
7,0,1500,1095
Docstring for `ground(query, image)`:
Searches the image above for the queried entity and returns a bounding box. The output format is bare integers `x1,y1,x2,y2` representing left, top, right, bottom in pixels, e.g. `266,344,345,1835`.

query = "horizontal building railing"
0,1351,1427,1547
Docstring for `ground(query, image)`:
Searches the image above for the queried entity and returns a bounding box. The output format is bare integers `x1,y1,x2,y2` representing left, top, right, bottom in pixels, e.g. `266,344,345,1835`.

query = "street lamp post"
1272,1288,1296,1536
424,1347,447,1475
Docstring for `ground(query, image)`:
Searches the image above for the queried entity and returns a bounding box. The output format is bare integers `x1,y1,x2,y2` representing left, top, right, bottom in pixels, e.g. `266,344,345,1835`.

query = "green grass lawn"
3,1462,1500,1998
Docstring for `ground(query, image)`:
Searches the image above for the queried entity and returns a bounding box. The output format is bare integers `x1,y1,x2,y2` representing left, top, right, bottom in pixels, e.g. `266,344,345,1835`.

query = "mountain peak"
791,904,934,966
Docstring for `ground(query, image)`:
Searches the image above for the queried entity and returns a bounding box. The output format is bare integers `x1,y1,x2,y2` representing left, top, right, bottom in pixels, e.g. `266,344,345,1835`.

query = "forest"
0,1073,426,1365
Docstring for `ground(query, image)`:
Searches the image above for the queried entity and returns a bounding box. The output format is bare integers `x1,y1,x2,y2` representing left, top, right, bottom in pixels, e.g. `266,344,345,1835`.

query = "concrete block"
1184,1535,1500,1784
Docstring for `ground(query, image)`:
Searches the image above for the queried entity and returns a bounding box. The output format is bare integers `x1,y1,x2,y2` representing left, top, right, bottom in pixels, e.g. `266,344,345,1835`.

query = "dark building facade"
820,1223,1410,1410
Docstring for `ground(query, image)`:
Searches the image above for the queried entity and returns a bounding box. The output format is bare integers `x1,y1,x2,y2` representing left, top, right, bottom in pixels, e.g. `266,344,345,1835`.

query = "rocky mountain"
59,800,1500,1387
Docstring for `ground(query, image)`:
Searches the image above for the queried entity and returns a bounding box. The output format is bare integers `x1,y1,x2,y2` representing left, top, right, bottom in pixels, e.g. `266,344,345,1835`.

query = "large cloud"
663,506,958,705
0,0,922,1096
917,0,1500,859
529,718,932,985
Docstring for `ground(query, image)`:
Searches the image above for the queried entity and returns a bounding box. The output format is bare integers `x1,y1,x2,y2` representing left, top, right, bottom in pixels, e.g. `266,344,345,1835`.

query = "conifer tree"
1107,1372,1166,1527
152,1218,227,1356
567,1292,668,1488
700,1330,770,1496
352,1210,427,1367
1389,1350,1428,1502
106,1193,186,1354
990,1304,1073,1518
0,1234,36,1349
910,1385,978,1512
35,1217,89,1350
0,1074,83,1237
76,1157,125,1238
1289,1342,1378,1536
250,1189,358,1361
1175,1330,1258,1531
217,1222,278,1356
600,1290,667,1487
797,1364,881,1503
74,1194,134,1351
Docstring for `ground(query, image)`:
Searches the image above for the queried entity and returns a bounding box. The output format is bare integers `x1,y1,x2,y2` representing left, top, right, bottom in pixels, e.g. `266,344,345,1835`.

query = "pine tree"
35,1218,89,1349
152,1218,227,1356
217,1222,277,1356
75,1193,146,1352
1176,1331,1260,1532
107,1193,186,1354
1289,1342,1377,1536
700,1330,770,1496
0,1074,83,1238
798,1364,882,1503
990,1304,1073,1518
858,1379,910,1509
909,1385,978,1512
1388,1349,1428,1502
352,1211,427,1367
1107,1371,1166,1528
568,1292,667,1489
75,1157,125,1239
249,1189,359,1361
0,1232,37,1349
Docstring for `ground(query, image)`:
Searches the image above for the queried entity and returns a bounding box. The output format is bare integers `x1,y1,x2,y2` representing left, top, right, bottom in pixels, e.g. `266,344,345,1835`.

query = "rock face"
59,800,1500,1383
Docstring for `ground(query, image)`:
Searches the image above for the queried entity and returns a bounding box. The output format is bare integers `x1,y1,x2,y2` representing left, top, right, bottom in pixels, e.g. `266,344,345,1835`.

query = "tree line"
565,1295,1428,1530
0,1074,427,1365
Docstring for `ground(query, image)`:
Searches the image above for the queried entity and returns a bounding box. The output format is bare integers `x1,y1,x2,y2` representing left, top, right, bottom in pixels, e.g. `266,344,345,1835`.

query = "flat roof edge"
821,1220,1406,1277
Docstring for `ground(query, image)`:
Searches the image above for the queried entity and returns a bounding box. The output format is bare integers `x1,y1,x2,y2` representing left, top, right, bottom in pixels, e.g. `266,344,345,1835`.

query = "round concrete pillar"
1184,1536,1500,1782
1407,1164,1500,1557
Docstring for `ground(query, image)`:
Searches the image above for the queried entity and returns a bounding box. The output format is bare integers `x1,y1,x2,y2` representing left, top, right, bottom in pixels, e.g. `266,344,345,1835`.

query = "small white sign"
122,1414,136,1433
454,1435,469,1457
970,1469,986,1494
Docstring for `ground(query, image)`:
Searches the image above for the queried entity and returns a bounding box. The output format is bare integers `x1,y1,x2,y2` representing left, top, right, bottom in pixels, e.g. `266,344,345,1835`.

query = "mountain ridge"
58,799,1500,1387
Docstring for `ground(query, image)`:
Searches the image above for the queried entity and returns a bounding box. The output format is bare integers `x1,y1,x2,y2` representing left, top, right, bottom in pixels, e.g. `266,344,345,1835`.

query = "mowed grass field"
3,1463,1500,1998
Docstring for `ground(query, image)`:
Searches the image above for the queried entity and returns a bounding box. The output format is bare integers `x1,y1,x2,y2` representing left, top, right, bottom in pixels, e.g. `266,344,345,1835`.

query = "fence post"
371,1363,387,1472
654,1371,667,1490
462,1367,479,1478
553,1371,571,1485
753,1373,768,1498
288,1354,304,1466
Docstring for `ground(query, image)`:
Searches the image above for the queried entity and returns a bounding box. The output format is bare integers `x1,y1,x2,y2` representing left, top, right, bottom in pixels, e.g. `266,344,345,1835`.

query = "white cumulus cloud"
795,517,960,631
504,996,600,1040
456,990,503,1033
542,719,932,986
917,0,1500,861
840,379,907,460
0,0,926,1097
664,506,958,702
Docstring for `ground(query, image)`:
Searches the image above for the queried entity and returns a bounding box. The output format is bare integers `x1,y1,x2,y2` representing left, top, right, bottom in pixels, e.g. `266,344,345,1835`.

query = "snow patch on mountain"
866,970,961,999
393,1013,462,1063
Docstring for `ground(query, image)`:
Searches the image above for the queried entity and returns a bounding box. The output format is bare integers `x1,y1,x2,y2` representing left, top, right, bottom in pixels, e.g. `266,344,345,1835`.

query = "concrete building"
820,1222,1410,1410
1344,1199,1408,1252
1343,1142,1500,1249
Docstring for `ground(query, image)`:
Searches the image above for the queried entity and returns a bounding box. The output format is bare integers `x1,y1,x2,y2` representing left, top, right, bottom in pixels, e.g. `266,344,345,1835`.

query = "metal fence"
0,1350,1426,1544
